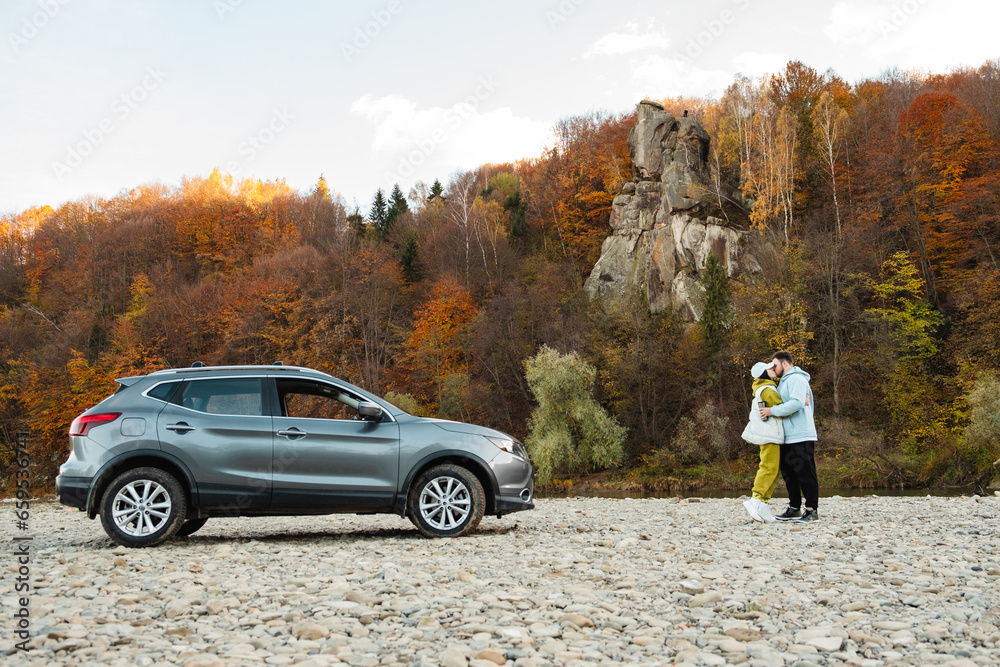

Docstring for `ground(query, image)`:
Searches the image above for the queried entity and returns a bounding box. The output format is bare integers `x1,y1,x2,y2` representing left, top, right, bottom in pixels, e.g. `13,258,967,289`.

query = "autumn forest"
3,60,999,494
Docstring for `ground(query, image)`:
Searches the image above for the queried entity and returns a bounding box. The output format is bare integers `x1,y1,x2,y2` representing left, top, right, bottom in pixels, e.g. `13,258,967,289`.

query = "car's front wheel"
407,464,485,538
99,467,186,547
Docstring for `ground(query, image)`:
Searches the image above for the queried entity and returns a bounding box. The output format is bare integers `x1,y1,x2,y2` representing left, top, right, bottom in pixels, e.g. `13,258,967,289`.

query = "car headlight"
487,436,528,461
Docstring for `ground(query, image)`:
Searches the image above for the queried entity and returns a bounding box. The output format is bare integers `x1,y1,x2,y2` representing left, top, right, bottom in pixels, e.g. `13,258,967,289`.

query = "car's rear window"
176,378,263,416
147,382,179,402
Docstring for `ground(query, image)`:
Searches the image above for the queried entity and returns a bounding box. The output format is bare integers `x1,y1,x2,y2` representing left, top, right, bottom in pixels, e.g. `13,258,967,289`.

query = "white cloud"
823,1,886,45
350,94,426,153
822,0,1000,80
732,51,790,78
630,54,733,100
871,3,1000,69
351,93,553,190
585,21,670,57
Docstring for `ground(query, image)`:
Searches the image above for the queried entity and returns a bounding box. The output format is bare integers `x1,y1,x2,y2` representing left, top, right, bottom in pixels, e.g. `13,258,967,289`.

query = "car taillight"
69,412,121,437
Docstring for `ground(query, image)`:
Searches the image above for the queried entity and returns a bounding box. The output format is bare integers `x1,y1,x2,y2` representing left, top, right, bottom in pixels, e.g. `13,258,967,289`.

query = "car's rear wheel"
175,518,209,538
99,467,186,548
407,464,485,538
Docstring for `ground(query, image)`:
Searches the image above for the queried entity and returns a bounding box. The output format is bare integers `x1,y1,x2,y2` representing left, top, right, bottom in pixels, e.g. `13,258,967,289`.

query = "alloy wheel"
418,476,472,531
111,479,173,536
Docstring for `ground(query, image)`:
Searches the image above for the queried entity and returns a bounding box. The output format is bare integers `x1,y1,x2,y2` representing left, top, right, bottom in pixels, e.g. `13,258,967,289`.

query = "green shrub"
525,346,627,484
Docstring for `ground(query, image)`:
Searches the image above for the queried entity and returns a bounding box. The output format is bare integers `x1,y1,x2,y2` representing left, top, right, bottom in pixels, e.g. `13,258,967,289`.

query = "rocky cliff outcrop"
584,100,757,320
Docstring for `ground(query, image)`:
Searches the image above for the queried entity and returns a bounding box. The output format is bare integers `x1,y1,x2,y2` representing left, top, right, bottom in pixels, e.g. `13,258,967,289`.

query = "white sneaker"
757,501,776,523
743,497,763,522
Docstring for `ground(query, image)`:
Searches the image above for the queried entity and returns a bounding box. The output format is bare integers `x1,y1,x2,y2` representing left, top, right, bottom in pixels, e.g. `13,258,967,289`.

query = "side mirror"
357,401,383,421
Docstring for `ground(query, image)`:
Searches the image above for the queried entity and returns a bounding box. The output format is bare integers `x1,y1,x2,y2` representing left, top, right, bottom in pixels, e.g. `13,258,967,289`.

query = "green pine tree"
701,254,731,384
504,191,527,239
369,188,388,239
428,179,444,202
386,183,409,233
400,228,419,283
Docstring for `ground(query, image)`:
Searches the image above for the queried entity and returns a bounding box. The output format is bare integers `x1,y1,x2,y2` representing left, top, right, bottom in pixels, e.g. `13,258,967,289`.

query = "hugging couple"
741,350,819,524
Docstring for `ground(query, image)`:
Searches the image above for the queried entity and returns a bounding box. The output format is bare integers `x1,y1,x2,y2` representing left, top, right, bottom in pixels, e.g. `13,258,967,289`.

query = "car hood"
427,418,514,441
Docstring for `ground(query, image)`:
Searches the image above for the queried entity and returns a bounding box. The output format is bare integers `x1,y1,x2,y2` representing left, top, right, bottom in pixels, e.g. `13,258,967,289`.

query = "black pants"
779,441,819,510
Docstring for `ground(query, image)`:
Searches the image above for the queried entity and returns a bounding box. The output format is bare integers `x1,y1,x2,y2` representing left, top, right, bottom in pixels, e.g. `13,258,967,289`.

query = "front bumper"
55,475,91,511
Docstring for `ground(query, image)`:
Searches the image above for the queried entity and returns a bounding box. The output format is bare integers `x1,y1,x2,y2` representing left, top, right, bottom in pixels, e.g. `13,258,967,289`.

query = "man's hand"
759,407,773,419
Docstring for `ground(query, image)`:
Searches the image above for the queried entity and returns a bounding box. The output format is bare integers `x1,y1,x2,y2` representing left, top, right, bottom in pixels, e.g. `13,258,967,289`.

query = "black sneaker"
797,509,819,523
775,507,801,521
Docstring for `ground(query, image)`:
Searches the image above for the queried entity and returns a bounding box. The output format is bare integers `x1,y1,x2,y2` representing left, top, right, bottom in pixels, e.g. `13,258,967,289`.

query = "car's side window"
277,379,361,420
176,378,263,416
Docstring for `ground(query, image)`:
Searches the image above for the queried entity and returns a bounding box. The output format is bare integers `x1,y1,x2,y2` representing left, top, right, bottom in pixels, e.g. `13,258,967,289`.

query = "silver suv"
56,364,534,547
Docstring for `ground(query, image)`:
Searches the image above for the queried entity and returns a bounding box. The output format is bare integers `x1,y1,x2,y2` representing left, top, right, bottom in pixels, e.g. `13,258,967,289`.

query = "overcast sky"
2,0,998,215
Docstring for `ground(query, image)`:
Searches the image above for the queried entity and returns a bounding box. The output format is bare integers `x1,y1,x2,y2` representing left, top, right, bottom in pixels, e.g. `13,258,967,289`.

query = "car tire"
407,464,485,538
99,467,186,548
175,518,209,538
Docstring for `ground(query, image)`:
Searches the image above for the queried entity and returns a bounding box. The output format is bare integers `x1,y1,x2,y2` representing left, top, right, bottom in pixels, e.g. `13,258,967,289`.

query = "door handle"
166,423,196,433
277,428,307,438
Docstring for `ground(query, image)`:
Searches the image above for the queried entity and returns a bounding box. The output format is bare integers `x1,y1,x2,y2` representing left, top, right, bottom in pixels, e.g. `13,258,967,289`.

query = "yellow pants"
751,443,780,501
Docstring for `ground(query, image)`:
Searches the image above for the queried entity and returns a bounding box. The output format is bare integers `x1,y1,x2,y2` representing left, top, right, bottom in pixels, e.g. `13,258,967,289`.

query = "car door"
270,377,400,511
155,376,272,512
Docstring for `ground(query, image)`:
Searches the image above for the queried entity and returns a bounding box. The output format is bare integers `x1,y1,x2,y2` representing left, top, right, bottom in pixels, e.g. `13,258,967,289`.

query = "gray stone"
16,495,1000,667
679,579,705,595
689,591,723,608
806,636,843,652
441,648,469,667
629,100,674,180
873,621,911,631
584,101,759,319
163,600,191,619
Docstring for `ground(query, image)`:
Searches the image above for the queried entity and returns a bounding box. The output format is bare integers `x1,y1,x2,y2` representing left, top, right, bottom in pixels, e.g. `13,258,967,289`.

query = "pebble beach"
2,495,999,666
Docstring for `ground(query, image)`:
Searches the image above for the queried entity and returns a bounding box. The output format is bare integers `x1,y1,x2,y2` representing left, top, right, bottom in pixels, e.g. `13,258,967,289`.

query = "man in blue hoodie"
759,350,819,523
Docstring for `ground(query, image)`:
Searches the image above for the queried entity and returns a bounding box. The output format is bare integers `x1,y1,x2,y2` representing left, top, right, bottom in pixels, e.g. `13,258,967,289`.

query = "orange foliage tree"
402,276,479,412
520,111,634,272
898,91,999,305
